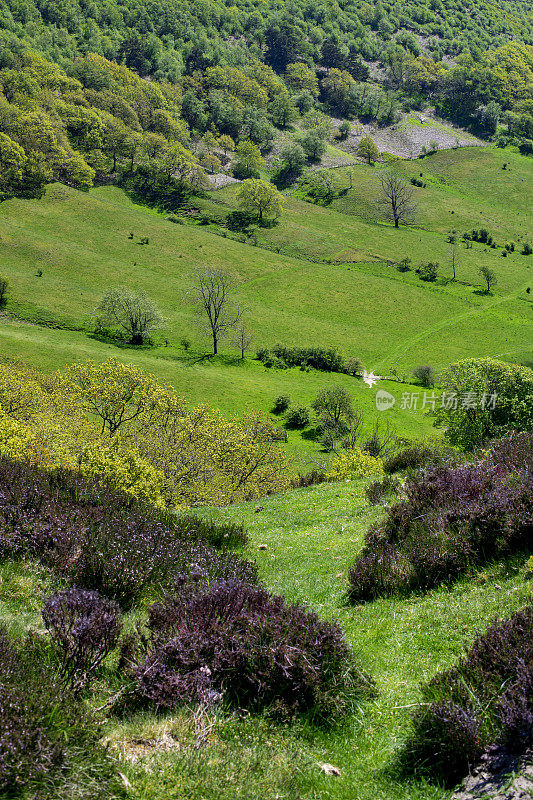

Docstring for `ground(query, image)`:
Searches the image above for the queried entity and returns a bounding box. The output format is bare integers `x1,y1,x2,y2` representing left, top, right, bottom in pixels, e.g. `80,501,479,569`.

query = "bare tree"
448,241,461,281
233,323,253,359
479,265,497,294
378,171,417,228
95,287,164,345
191,268,242,355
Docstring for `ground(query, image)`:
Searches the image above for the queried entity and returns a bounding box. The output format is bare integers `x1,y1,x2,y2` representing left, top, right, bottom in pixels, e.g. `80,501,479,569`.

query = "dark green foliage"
349,432,533,601
0,278,7,305
404,606,533,785
127,580,373,721
285,406,310,429
383,441,456,474
257,343,345,372
272,394,291,413
417,262,438,281
412,364,435,387
121,165,193,212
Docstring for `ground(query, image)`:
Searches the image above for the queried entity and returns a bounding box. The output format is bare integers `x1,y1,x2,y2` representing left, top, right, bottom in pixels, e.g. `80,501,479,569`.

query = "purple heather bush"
0,457,255,608
0,626,123,797
404,606,533,786
349,431,533,601
42,588,122,692
124,580,374,722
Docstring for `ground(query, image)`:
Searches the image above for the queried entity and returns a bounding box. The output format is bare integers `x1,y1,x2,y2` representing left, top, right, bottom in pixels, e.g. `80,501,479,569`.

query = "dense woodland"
0,0,531,201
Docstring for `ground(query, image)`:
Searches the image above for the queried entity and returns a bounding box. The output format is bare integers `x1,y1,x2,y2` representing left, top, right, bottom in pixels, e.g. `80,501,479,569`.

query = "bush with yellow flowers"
326,447,384,482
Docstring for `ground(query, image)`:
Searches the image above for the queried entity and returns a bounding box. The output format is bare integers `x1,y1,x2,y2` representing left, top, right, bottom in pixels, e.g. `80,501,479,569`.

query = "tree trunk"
213,335,218,355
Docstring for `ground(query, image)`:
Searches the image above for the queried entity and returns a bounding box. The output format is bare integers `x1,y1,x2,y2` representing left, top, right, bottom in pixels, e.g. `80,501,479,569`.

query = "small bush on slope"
0,458,255,608
349,432,533,601
0,626,123,799
124,580,375,723
403,605,533,786
42,588,122,693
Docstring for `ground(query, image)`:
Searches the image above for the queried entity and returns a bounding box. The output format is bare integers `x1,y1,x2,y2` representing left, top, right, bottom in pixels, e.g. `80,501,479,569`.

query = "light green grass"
5,480,528,800
0,146,531,461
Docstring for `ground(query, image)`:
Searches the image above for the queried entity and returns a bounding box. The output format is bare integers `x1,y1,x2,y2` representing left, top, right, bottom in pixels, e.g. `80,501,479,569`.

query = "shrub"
349,432,533,601
326,448,384,482
285,406,310,428
0,458,256,608
290,469,328,488
365,474,401,505
383,441,456,474
0,278,7,305
404,606,533,786
0,627,121,797
435,358,533,450
42,588,122,692
343,356,363,376
412,364,435,388
522,242,533,255
272,394,291,413
127,580,374,721
397,257,412,272
417,262,438,281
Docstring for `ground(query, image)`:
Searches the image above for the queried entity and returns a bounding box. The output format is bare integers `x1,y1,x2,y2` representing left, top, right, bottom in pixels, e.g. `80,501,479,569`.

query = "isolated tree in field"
357,135,380,164
312,386,354,431
192,268,242,355
237,179,284,224
448,241,461,281
479,265,497,294
379,171,417,228
412,364,435,388
233,323,254,359
95,287,164,345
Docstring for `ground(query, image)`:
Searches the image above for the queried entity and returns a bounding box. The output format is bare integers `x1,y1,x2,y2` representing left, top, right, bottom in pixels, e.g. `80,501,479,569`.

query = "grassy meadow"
0,146,532,464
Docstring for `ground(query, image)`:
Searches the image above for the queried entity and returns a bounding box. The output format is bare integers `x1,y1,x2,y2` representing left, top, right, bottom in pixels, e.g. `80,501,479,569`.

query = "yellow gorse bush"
326,448,384,482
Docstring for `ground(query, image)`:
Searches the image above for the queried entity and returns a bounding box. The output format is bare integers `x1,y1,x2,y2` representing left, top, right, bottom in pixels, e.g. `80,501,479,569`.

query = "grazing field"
0,146,531,464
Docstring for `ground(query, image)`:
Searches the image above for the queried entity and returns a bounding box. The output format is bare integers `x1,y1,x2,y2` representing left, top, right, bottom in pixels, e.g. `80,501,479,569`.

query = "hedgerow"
257,344,347,373
349,432,533,601
403,605,533,786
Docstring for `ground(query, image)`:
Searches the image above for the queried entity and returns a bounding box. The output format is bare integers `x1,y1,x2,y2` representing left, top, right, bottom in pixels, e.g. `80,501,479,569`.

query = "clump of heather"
42,588,122,692
0,457,255,607
350,431,533,601
404,605,533,786
0,626,123,798
124,580,374,722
